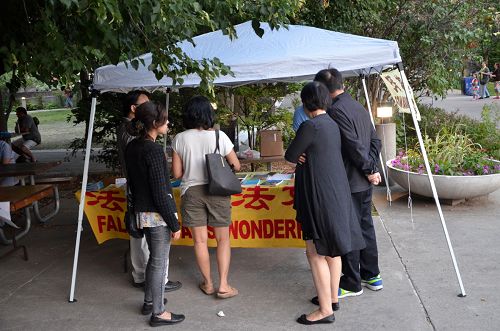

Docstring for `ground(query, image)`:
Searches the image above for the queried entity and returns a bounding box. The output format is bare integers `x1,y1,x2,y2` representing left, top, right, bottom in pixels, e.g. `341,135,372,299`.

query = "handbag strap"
213,129,220,154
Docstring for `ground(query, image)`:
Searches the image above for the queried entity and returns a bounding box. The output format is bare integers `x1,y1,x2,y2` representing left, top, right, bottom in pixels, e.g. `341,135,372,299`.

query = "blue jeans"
144,226,171,315
480,84,490,98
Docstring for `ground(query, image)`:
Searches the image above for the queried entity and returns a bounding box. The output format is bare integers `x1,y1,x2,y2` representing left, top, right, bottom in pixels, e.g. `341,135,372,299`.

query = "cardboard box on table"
259,130,284,157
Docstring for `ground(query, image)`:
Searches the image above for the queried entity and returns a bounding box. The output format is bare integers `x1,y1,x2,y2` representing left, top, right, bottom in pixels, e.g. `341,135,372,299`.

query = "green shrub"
391,127,499,176
395,103,500,160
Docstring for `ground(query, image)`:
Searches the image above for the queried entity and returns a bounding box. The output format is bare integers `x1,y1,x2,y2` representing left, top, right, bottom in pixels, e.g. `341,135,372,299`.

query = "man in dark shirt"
117,90,181,292
12,107,41,162
314,68,383,298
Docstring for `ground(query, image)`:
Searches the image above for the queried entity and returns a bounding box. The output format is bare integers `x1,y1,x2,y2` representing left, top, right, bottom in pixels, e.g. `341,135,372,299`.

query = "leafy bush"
395,103,500,160
391,127,500,176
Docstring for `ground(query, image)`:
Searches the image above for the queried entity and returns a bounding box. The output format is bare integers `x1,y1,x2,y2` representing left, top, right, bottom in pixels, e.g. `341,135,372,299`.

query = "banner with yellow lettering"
76,185,304,248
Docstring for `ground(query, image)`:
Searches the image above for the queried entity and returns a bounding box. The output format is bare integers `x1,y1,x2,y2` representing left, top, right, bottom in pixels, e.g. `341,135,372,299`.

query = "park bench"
0,184,57,261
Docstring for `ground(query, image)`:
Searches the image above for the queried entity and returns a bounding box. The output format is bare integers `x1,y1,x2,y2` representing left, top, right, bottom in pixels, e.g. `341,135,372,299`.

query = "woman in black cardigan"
125,101,184,326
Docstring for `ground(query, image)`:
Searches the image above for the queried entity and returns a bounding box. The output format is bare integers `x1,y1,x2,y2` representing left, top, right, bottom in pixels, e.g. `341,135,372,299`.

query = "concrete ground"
1,185,499,330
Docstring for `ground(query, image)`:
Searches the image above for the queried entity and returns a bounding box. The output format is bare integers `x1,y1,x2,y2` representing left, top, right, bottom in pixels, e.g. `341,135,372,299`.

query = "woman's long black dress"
285,114,365,257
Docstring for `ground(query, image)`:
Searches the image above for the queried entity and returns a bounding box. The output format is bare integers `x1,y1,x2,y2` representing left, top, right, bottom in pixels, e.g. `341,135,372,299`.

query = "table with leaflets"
76,173,305,248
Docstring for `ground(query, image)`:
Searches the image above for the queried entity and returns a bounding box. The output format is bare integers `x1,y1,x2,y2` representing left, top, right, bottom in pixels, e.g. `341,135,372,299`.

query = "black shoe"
479,97,484,99
150,313,185,326
132,281,145,288
310,296,340,311
297,313,335,325
141,298,167,315
164,280,182,292
485,96,490,98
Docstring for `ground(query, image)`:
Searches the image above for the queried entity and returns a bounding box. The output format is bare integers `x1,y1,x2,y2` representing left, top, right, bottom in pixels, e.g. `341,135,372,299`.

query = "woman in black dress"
285,82,364,325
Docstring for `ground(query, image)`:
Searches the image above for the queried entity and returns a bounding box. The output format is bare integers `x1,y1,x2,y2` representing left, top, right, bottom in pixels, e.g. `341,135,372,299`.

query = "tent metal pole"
164,90,170,152
397,65,466,297
361,76,392,203
69,95,98,302
230,92,238,150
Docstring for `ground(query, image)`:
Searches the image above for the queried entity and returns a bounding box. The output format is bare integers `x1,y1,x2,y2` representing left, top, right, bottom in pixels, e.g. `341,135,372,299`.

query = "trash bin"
463,77,474,96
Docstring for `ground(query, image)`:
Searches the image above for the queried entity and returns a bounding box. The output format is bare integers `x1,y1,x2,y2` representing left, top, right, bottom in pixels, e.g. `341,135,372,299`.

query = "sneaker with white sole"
361,274,383,291
338,287,363,298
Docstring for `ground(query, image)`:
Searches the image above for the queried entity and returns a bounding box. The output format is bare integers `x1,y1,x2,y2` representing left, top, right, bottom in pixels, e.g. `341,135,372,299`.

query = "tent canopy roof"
93,21,401,93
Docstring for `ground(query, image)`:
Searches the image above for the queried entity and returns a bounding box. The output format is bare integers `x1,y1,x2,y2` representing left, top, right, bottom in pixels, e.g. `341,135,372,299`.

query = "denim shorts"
181,185,231,227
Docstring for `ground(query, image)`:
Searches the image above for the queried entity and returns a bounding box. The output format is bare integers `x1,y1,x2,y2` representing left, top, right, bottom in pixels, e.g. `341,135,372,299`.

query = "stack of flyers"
259,179,283,186
241,178,260,186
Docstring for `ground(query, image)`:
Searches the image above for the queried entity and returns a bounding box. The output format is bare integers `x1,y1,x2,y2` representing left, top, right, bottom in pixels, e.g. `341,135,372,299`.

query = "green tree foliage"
216,84,302,150
297,0,500,107
0,0,301,130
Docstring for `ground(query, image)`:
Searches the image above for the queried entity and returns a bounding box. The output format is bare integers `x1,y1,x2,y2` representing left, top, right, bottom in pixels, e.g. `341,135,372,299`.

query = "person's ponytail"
127,118,145,137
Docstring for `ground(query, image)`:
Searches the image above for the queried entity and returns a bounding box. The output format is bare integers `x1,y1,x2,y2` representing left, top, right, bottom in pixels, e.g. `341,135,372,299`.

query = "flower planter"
386,159,500,200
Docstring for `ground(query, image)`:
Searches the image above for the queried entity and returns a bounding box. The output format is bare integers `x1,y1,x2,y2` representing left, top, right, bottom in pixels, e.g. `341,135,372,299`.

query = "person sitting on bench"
11,107,41,163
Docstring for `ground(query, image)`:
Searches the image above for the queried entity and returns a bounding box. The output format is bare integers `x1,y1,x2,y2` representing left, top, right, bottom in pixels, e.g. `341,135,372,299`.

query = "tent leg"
164,90,170,153
398,66,466,297
69,96,98,302
361,76,392,203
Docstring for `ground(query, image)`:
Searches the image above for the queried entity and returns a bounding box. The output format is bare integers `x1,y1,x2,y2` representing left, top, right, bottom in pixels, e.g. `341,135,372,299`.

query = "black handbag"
125,181,144,238
205,130,242,196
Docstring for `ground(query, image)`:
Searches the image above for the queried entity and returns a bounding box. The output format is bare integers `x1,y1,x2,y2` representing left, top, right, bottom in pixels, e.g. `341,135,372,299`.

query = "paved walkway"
420,89,499,124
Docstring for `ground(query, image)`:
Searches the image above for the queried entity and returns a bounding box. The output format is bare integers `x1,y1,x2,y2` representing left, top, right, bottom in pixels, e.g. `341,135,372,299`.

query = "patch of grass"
7,109,72,129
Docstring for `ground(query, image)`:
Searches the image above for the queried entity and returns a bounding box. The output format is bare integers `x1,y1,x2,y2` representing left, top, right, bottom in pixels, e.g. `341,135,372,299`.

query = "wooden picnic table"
0,184,56,211
0,161,62,223
0,161,62,179
0,184,57,260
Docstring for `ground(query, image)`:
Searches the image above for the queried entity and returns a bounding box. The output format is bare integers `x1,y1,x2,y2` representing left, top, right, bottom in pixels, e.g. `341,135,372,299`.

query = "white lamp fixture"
377,103,393,119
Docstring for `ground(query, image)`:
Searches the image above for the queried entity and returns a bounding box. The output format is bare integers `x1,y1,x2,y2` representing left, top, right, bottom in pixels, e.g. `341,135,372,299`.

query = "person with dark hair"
125,101,185,326
314,68,383,299
478,62,491,99
11,107,41,162
285,82,364,325
117,90,182,293
171,95,241,299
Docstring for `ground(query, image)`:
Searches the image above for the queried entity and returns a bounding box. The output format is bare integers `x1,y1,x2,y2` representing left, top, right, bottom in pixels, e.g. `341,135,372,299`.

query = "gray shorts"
181,185,231,228
12,138,38,149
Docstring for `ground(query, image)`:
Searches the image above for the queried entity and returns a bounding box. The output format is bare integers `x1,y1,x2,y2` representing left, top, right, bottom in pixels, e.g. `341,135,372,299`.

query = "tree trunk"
0,90,6,132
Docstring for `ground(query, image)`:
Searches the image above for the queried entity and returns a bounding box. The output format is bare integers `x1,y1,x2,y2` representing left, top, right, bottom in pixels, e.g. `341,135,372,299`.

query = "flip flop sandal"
199,282,215,295
217,286,239,299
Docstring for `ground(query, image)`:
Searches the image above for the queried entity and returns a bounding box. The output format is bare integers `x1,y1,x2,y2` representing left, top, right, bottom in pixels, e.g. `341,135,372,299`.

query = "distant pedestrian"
492,63,500,99
63,88,74,108
471,73,479,100
478,62,491,99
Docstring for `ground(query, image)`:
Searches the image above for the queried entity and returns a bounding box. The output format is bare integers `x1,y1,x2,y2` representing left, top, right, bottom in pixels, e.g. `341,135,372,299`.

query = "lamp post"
375,103,396,186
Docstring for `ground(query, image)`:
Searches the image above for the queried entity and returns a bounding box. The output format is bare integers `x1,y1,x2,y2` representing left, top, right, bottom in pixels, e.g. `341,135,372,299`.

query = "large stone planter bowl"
386,159,500,200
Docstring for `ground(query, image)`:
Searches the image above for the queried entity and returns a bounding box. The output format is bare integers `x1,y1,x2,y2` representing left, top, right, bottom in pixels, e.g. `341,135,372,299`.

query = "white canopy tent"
69,21,465,301
93,20,401,91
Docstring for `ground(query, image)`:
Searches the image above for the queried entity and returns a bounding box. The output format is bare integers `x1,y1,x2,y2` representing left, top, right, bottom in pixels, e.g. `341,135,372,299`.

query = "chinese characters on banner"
381,69,421,121
76,185,304,248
